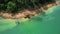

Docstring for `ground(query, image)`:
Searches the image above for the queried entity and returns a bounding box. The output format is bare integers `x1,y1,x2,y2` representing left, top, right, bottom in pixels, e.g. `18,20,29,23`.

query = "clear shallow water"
0,5,60,34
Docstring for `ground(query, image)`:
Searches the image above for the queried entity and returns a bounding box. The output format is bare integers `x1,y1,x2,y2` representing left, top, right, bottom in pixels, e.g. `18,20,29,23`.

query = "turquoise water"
0,5,60,34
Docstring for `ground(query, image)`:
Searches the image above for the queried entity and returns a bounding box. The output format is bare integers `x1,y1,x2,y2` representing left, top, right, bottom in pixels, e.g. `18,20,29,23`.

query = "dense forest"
0,0,56,13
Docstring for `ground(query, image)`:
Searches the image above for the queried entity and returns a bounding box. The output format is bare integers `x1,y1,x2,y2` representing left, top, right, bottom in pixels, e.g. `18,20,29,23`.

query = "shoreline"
0,1,60,19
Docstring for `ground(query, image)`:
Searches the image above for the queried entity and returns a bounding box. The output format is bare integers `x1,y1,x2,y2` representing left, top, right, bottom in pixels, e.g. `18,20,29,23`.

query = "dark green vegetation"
0,0,56,14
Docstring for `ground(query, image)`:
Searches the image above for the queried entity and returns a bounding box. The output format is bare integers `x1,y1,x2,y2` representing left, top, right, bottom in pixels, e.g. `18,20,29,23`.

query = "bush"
7,1,16,12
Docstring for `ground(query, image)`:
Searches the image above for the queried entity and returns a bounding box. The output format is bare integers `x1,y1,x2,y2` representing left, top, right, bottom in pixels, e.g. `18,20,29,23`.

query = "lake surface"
0,5,60,34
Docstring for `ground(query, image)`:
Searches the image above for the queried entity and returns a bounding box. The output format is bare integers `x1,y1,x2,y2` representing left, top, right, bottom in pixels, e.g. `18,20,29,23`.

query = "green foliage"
7,1,16,11
0,0,56,13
